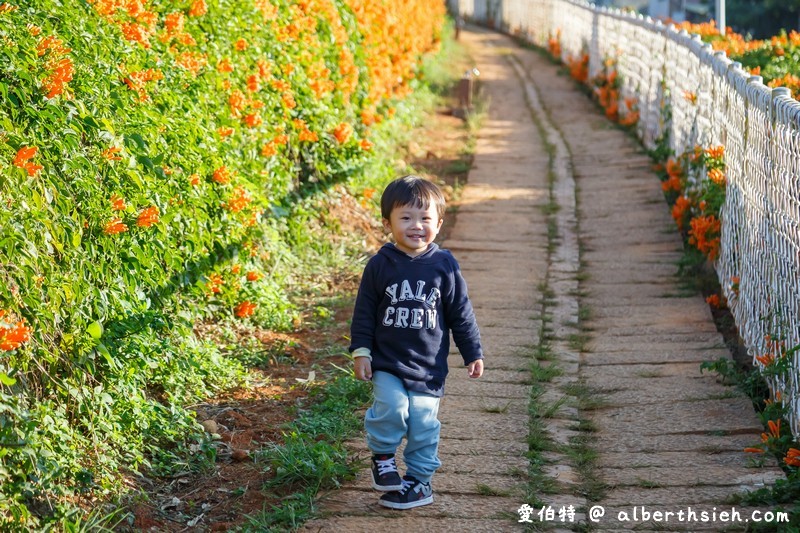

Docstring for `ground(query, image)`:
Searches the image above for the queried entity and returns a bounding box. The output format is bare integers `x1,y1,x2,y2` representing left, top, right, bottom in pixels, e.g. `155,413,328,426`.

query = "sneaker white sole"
378,494,434,510
372,480,404,491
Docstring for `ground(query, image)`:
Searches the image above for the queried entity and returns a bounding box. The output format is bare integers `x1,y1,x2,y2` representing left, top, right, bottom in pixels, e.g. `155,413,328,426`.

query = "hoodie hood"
378,242,444,264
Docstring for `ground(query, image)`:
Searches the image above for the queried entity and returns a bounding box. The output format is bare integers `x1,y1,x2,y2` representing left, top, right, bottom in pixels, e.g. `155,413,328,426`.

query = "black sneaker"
379,475,433,509
371,454,403,491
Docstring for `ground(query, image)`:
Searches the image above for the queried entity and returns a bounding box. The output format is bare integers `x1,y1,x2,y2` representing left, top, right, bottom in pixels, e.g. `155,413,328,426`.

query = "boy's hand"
467,359,484,378
354,357,373,381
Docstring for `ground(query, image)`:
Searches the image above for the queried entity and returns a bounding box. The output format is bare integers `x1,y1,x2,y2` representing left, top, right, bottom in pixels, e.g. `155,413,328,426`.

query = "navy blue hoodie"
349,243,483,397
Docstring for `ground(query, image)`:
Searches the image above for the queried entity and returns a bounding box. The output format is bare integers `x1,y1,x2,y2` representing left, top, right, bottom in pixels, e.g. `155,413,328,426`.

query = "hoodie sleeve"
444,257,483,365
349,256,380,353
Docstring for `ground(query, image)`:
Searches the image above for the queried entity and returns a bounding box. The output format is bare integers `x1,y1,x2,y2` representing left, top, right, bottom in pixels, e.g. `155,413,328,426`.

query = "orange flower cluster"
13,146,43,177
294,119,318,142
768,73,800,99
123,68,164,101
89,0,159,48
761,419,782,444
785,448,800,467
102,147,123,160
226,187,252,213
206,273,224,294
332,122,353,144
671,195,692,231
567,53,588,84
618,97,639,127
37,35,74,99
688,214,721,260
234,301,256,318
188,0,207,17
661,157,684,193
707,168,726,186
0,311,32,352
705,294,720,308
104,218,129,235
110,194,127,210
246,271,262,282
548,30,562,59
705,145,724,160
136,206,159,227
344,0,445,104
212,165,231,184
175,51,207,77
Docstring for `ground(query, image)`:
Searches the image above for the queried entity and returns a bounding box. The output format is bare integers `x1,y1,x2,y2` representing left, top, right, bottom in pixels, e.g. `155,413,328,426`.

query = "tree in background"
727,0,800,38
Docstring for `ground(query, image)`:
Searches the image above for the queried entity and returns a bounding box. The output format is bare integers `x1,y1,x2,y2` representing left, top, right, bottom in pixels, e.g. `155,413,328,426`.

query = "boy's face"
383,202,443,257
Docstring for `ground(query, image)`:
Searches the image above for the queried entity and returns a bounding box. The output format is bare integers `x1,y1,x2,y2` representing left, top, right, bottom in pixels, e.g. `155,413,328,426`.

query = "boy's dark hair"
380,175,446,220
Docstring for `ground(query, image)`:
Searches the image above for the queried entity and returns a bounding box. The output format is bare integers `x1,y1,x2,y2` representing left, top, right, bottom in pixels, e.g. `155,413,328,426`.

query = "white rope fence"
450,0,800,437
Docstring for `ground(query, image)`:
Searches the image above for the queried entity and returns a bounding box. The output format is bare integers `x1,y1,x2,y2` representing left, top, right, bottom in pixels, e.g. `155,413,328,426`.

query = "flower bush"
0,0,445,525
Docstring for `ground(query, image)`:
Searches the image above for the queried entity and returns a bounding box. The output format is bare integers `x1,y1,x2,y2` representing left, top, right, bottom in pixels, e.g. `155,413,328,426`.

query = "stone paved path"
305,27,784,532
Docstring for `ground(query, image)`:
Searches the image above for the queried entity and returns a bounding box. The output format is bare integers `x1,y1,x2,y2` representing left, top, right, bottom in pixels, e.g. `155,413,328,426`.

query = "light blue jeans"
365,371,442,483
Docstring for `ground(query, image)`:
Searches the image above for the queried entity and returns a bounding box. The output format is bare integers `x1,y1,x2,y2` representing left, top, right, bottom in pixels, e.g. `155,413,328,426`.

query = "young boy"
350,175,484,510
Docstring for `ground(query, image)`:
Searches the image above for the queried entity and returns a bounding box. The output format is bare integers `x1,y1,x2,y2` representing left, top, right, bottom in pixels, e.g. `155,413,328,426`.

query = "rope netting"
450,0,800,436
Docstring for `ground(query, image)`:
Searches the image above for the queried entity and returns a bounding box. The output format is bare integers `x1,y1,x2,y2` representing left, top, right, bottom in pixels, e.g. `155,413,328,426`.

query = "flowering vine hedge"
0,0,445,525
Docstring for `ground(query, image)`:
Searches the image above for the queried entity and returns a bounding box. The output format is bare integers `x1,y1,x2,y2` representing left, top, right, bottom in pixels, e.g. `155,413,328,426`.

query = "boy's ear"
382,218,392,232
437,218,444,230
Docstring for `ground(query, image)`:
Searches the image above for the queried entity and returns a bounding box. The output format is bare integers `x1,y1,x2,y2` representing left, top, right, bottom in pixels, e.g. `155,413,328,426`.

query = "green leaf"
87,321,104,340
0,373,17,386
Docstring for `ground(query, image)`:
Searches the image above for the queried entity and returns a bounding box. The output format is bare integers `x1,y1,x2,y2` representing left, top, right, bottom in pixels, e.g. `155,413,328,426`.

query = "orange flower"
207,273,224,294
671,195,692,230
234,38,248,51
104,218,129,235
705,145,725,160
281,92,296,109
359,138,373,151
246,271,262,282
273,134,289,145
755,353,775,366
164,11,184,34
247,74,260,92
217,126,234,137
683,90,697,104
235,301,256,318
785,448,800,467
333,122,353,144
188,173,201,186
0,313,32,352
136,206,159,227
188,0,207,17
102,147,123,160
212,166,231,184
767,419,781,439
110,194,127,211
226,187,252,212
688,215,721,260
707,168,726,186
666,157,683,179
13,146,43,176
217,57,233,73
243,113,262,128
705,294,720,308
298,128,318,142
231,264,242,274
260,141,277,157
661,174,682,193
